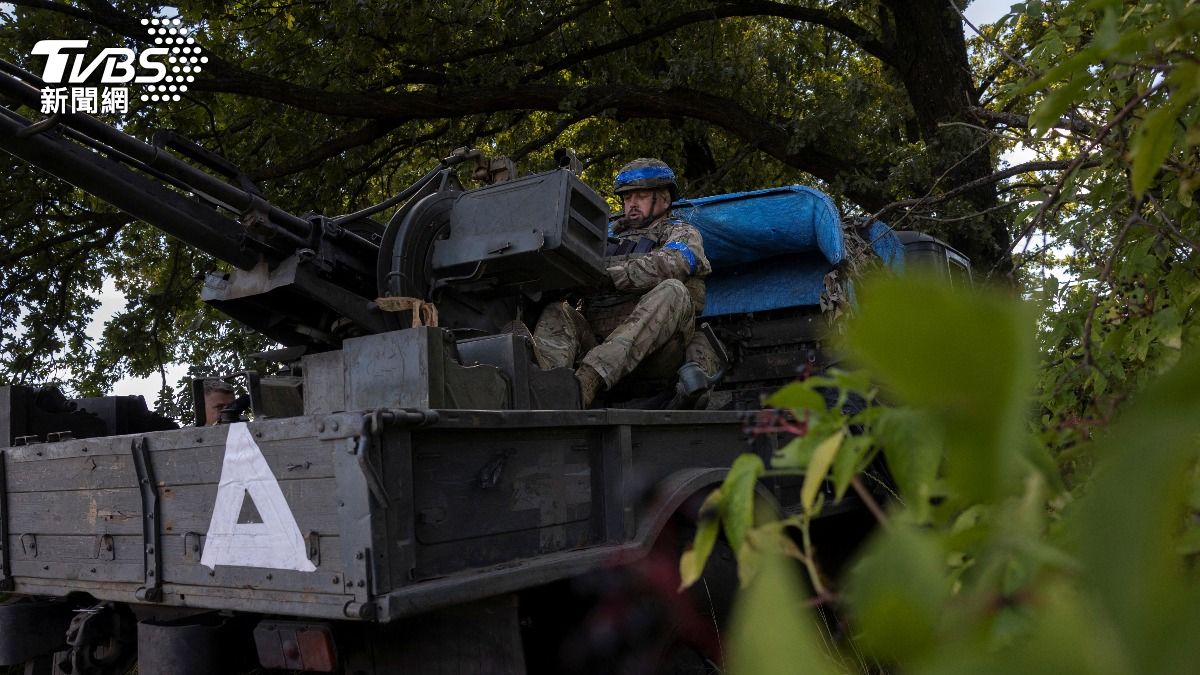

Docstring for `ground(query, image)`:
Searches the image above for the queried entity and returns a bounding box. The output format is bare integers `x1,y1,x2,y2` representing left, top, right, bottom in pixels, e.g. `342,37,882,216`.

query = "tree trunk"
883,0,1011,275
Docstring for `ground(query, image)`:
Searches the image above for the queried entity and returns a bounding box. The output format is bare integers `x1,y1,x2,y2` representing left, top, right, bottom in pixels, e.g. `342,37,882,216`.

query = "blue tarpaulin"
865,220,904,271
701,252,833,317
663,186,904,317
673,186,845,268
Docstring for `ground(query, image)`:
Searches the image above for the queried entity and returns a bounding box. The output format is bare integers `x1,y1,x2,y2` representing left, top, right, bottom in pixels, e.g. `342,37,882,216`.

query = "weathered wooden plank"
7,487,143,535
412,428,593,545
11,558,144,583
6,454,136,493
147,439,336,485
629,423,748,477
4,533,141,562
5,439,335,493
5,414,326,456
7,477,340,536
158,478,341,535
414,521,595,580
5,532,343,593
5,435,129,461
128,416,325,452
153,582,355,621
160,533,346,594
10,576,359,621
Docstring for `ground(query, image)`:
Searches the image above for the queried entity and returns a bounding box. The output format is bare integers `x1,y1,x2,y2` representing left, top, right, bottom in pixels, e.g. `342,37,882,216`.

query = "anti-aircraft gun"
0,60,970,674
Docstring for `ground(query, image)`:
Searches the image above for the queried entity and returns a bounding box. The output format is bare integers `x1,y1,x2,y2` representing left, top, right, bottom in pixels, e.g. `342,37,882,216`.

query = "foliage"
976,0,1200,454
687,273,1200,673
686,3,1200,667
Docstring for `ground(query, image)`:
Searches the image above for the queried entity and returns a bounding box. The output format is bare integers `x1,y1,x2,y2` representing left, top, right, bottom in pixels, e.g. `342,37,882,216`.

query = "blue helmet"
614,158,679,200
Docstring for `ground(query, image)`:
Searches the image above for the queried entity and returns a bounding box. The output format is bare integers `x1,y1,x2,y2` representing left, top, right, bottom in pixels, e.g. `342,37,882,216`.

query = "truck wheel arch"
636,466,782,553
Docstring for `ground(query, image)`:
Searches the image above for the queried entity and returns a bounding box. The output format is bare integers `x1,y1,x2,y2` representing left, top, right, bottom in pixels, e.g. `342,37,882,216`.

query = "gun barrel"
0,103,261,270
0,65,313,258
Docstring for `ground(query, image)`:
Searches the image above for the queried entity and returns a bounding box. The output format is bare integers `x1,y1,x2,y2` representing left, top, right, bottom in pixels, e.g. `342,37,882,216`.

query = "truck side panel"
1,409,763,623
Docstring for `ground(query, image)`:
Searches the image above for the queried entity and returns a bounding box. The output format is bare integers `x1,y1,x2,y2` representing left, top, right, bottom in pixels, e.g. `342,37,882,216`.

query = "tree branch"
531,1,894,80
250,117,402,180
8,0,101,23
191,69,886,201
10,0,892,208
992,79,1168,278
509,108,600,162
871,159,1096,220
970,106,1097,135
412,0,606,67
0,212,130,267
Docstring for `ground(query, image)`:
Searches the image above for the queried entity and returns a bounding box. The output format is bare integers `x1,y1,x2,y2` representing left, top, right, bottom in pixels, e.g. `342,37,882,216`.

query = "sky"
963,0,1018,28
83,0,1022,402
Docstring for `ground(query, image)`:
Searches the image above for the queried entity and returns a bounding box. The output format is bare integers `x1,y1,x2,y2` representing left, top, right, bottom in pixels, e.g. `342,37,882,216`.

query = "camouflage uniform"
533,212,712,389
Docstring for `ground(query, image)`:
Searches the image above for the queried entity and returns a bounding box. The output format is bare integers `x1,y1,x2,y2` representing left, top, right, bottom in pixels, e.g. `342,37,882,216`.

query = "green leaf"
876,407,943,521
845,275,1037,504
1068,352,1200,670
773,434,817,468
1130,96,1189,196
720,453,765,551
831,434,873,501
801,429,844,512
1028,47,1099,92
678,489,721,590
1177,526,1200,556
1030,76,1090,137
766,381,827,411
845,525,950,662
728,552,841,675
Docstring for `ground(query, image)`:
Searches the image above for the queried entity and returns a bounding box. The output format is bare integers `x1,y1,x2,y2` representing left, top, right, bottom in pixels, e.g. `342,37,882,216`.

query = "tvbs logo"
34,17,207,115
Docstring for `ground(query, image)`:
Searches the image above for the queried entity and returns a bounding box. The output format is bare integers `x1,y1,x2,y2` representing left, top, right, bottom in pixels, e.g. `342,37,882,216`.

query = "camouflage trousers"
533,279,717,388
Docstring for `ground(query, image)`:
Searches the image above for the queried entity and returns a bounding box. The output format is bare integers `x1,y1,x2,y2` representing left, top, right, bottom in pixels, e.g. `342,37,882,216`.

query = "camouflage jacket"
605,212,711,312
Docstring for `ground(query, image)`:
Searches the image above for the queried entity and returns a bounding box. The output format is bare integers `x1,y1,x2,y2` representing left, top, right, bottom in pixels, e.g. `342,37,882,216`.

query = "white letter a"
200,423,317,572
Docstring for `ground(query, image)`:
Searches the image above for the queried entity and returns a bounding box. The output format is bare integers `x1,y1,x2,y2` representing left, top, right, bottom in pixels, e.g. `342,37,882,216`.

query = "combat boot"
575,364,604,408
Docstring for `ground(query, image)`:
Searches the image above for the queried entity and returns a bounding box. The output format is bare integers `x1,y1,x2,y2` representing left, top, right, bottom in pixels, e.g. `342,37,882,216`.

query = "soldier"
533,158,711,406
201,379,236,426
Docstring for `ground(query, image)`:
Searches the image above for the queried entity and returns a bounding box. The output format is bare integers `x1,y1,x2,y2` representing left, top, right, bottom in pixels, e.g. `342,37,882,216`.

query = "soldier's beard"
621,195,665,228
622,213,652,228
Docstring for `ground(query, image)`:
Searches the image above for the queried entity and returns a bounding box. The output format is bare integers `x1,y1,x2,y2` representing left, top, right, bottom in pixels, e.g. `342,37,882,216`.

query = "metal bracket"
240,195,275,241
130,437,163,602
19,533,36,558
183,531,202,563
470,153,515,184
355,411,391,508
0,451,10,591
334,409,438,439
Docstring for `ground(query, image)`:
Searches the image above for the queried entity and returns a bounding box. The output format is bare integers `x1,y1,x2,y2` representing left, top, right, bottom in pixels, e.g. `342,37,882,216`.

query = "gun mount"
0,60,608,351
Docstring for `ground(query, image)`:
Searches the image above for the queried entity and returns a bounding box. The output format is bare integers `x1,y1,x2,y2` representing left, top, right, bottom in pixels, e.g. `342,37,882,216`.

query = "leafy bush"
685,274,1200,674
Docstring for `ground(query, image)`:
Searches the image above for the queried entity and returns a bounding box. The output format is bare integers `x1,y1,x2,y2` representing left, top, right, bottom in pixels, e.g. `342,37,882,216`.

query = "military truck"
0,59,969,674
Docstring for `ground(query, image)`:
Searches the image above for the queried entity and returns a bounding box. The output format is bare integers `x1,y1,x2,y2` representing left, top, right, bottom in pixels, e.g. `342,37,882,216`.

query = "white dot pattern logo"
142,16,204,103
